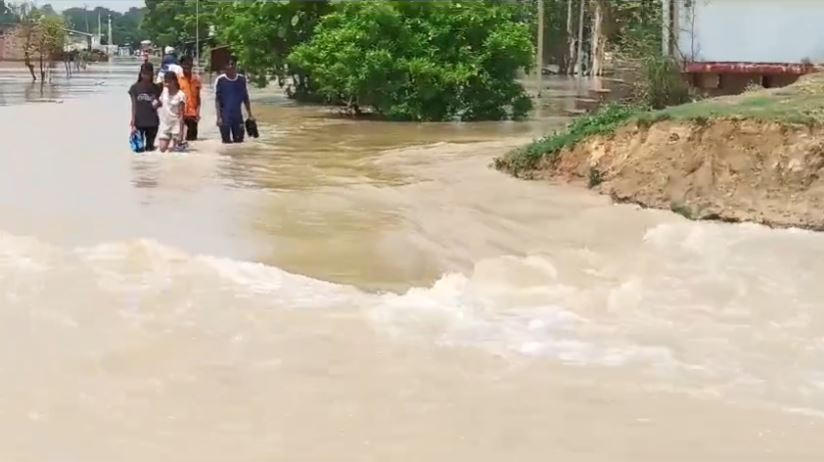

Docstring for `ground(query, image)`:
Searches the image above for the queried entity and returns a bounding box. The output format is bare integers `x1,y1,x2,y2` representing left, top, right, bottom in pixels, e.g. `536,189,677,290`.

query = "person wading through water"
157,46,183,84
214,56,254,144
157,72,187,153
129,63,161,152
179,55,202,141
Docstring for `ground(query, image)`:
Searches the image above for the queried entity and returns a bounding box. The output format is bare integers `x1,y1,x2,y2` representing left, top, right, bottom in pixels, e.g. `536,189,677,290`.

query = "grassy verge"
494,104,640,177
496,73,824,177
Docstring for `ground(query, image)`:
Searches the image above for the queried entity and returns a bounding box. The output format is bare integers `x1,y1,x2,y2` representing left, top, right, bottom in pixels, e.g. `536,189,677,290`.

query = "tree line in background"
143,0,537,121
1,1,68,81
541,0,688,108
1,1,144,48
536,0,664,76
1,0,678,118
139,0,675,120
61,6,145,48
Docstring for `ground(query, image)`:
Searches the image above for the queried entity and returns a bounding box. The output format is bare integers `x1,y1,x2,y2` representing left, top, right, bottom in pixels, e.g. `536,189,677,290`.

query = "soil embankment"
499,74,824,230
546,120,824,229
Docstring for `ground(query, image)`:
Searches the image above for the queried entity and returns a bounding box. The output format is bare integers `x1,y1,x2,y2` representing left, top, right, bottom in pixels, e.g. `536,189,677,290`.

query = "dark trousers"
219,121,245,144
136,126,158,152
184,117,198,141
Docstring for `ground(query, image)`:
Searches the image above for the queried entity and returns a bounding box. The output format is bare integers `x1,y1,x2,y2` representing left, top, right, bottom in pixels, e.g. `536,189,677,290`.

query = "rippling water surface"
1,59,823,461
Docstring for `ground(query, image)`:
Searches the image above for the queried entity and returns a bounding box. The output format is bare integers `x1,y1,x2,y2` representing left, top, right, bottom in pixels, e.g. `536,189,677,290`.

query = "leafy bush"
633,55,691,109
213,0,332,96
496,104,639,176
288,0,533,121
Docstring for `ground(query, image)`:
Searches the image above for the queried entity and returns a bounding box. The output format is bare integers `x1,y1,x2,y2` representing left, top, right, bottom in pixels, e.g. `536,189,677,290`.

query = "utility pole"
107,13,112,52
535,0,544,97
566,0,575,74
576,0,585,76
196,0,200,70
97,10,101,47
662,0,671,57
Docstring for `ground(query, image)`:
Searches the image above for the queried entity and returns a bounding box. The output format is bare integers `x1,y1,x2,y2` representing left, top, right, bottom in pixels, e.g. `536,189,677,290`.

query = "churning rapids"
1,60,824,461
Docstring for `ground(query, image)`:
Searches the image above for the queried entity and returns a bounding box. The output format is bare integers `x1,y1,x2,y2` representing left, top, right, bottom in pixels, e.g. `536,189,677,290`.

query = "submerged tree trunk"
566,0,576,74
24,53,36,81
590,0,607,77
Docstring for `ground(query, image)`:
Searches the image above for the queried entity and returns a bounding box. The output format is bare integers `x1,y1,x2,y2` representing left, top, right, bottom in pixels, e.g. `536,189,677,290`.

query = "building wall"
678,0,824,63
0,26,32,61
0,27,24,61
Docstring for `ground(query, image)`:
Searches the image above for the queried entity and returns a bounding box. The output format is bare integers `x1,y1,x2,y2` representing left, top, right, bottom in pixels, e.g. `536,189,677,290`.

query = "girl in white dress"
157,72,187,152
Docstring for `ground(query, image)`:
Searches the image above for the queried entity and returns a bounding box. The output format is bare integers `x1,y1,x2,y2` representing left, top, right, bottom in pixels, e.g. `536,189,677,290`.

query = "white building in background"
665,0,824,91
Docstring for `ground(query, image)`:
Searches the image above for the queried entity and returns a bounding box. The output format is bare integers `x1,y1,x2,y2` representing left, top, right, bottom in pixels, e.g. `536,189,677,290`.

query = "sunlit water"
1,60,824,461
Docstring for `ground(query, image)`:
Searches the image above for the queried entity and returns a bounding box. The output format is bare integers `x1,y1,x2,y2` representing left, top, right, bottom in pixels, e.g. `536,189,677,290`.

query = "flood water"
2,59,824,461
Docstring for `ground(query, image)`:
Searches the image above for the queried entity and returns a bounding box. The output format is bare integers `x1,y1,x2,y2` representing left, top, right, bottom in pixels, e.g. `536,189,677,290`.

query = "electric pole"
662,0,671,57
576,0,585,76
196,0,200,70
536,0,544,97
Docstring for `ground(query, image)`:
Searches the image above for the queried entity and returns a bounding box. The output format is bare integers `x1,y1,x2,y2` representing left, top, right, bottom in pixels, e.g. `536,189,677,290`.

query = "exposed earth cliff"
497,74,824,230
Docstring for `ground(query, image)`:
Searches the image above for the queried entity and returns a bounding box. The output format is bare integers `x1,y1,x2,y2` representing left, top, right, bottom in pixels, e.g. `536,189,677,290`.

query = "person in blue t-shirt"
214,56,255,144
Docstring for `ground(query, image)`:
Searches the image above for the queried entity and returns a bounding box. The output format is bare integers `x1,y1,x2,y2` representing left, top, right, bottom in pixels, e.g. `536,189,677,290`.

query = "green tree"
61,7,94,33
62,6,146,49
515,0,665,76
610,0,663,59
113,7,146,48
289,0,533,121
39,3,57,17
211,0,331,91
142,0,211,48
35,14,66,80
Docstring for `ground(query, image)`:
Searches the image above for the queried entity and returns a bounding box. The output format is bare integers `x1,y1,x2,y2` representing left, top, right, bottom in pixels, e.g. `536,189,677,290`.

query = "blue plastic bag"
129,131,145,153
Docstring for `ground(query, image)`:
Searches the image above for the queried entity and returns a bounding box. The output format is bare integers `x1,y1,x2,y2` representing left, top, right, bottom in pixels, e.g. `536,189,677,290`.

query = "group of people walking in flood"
128,46,255,153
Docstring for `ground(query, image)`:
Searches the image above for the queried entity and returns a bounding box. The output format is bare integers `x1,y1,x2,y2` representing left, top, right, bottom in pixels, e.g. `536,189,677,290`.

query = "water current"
1,59,824,461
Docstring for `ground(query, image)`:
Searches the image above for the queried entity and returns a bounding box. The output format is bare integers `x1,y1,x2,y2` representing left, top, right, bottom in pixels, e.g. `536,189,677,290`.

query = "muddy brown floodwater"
1,59,824,461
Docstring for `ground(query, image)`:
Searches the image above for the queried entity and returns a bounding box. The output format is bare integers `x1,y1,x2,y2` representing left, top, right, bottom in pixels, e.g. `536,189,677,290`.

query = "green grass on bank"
494,104,639,176
496,73,824,177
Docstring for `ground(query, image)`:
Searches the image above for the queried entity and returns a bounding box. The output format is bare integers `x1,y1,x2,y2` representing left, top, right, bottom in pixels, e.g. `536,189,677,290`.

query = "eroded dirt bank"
536,119,824,230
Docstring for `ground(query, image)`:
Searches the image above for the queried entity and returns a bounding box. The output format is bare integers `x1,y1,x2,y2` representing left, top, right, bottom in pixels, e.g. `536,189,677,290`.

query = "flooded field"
1,59,823,461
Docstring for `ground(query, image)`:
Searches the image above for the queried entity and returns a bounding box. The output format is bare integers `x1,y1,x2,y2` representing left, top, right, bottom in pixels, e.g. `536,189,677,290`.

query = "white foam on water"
196,254,361,308
0,233,53,273
3,220,824,416
372,256,678,369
